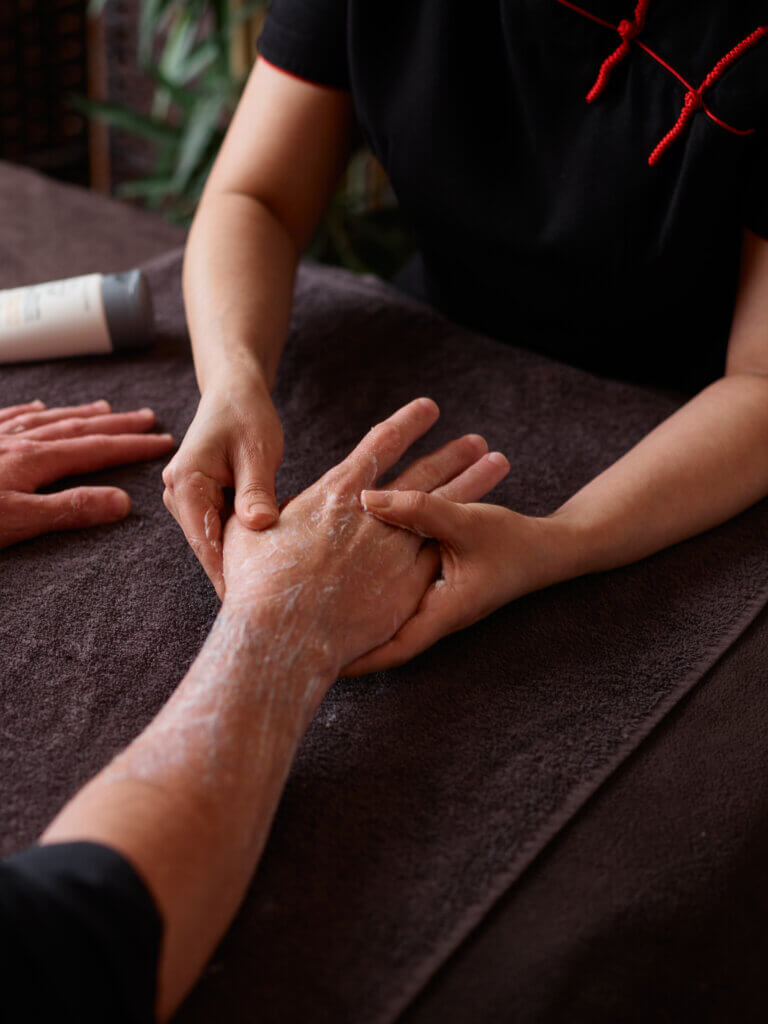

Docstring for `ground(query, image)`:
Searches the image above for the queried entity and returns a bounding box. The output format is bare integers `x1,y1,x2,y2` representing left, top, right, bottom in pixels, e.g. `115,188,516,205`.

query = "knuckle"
371,422,401,451
239,480,274,500
64,417,86,435
406,490,427,514
175,468,210,495
69,491,86,515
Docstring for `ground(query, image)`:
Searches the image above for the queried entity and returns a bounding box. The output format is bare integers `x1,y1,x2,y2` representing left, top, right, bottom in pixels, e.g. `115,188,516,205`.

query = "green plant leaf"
157,8,198,78
173,95,226,191
138,0,172,66
178,39,222,82
147,68,198,113
116,176,178,199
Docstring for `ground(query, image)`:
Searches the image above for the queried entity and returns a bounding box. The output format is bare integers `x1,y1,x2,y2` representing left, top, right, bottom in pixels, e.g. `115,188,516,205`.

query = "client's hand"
222,397,510,674
0,398,175,549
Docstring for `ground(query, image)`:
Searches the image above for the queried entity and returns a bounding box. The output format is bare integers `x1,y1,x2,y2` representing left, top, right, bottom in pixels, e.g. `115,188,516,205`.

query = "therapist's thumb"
234,461,280,530
360,489,470,549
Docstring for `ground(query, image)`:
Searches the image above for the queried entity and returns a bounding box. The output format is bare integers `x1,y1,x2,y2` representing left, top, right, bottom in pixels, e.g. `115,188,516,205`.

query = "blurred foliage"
74,0,416,278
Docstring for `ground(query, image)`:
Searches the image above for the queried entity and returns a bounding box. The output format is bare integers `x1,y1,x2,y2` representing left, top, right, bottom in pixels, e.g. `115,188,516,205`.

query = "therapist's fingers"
341,578,464,677
340,541,442,676
163,471,226,599
341,398,440,488
387,434,489,493
0,400,46,424
0,487,131,549
20,408,158,441
20,433,175,489
0,399,111,434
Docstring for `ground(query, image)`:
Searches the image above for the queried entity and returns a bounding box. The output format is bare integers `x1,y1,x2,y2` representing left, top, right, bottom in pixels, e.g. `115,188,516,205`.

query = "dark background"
1,0,156,191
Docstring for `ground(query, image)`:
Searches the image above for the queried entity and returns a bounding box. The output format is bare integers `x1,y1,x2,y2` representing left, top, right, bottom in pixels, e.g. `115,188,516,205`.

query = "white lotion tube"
0,270,154,364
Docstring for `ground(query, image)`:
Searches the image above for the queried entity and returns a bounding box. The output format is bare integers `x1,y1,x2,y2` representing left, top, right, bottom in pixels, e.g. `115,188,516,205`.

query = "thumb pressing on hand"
360,489,470,548
234,454,280,531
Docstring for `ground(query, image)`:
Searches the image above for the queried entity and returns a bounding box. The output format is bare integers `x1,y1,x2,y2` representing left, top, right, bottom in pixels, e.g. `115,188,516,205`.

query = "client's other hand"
222,397,509,675
0,398,175,548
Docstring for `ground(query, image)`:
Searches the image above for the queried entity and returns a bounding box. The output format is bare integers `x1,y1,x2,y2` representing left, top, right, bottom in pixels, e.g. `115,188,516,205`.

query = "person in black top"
1,395,503,1021
164,0,768,674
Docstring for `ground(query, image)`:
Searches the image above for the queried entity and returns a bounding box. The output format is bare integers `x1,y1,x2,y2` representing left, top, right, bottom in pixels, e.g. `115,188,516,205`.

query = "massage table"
1,160,767,1023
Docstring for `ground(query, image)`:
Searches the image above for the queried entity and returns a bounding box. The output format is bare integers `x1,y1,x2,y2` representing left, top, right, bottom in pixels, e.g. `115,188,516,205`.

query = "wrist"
527,508,598,587
217,599,339,704
198,349,273,397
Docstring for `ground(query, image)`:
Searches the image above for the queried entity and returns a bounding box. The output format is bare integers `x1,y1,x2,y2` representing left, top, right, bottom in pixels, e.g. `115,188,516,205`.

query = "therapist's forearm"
182,190,299,393
548,372,768,576
41,602,335,1022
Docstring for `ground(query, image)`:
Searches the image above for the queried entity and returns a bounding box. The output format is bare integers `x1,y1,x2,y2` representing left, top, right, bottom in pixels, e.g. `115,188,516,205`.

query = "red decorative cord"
586,0,651,102
554,0,768,165
648,25,768,164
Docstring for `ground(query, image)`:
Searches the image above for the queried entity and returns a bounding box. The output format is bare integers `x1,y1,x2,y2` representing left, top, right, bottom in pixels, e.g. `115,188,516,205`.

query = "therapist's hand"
342,491,568,675
0,398,175,549
162,376,284,600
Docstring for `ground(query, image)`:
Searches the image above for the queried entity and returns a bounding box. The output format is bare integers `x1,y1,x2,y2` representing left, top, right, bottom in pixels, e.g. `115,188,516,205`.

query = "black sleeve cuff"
0,841,163,1024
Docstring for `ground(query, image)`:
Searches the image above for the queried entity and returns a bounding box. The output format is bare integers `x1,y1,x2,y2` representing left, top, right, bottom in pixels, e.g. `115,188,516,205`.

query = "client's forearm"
548,372,768,578
41,602,335,1022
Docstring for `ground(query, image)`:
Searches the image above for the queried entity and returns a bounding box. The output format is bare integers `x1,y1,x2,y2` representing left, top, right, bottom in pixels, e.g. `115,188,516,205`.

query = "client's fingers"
0,399,46,424
0,400,111,434
343,398,439,486
0,487,131,548
434,452,511,503
21,408,158,441
25,433,176,488
388,434,488,493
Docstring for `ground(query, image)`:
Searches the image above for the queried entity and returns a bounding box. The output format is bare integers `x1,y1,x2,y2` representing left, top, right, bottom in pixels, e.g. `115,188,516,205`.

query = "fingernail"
159,434,175,442
417,397,437,413
96,399,111,410
361,490,391,510
32,399,45,408
245,503,278,527
488,452,509,467
110,491,131,517
139,407,154,416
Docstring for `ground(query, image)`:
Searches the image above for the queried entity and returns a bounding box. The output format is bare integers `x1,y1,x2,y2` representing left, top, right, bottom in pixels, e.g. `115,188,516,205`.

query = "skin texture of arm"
40,398,510,1022
0,398,174,548
163,58,358,595
344,229,768,674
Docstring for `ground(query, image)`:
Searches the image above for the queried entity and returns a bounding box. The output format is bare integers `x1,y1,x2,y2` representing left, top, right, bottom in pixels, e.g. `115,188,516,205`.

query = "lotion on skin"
0,269,154,364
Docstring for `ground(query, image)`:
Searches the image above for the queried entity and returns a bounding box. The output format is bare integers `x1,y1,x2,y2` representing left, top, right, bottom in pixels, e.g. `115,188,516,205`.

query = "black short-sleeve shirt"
0,842,161,1023
258,1,768,393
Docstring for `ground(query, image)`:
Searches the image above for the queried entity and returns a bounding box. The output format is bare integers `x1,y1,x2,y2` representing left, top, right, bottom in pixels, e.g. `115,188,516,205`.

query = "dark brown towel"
1,162,767,1023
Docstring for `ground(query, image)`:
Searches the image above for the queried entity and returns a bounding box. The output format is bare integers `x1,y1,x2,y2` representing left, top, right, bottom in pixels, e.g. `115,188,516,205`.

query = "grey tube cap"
101,270,155,351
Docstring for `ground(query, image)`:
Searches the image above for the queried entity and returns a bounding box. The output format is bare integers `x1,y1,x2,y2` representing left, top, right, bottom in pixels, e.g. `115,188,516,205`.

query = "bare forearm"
42,604,334,1021
549,372,768,577
182,190,299,393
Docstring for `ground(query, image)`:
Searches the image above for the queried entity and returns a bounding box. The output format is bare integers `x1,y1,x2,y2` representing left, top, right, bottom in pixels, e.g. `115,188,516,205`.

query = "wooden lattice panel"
0,0,90,184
